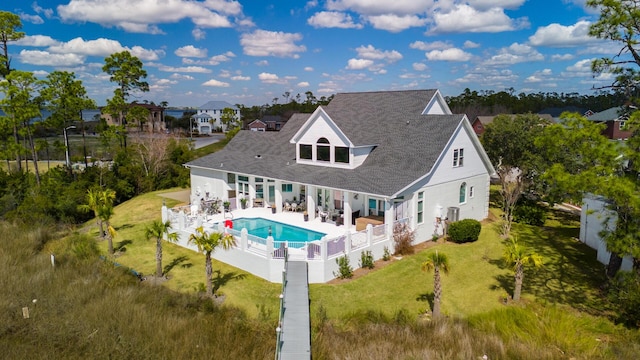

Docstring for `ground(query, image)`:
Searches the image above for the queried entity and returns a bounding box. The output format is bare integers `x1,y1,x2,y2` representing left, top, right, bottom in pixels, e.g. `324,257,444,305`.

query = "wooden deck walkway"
277,261,311,360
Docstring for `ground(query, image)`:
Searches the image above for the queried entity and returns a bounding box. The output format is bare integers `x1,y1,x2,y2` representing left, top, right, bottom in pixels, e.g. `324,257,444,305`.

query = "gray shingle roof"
186,90,464,197
587,106,626,121
198,101,237,110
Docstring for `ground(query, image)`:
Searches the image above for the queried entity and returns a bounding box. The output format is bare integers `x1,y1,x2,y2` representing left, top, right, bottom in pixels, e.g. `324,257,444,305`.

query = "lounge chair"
284,202,292,212
291,203,298,212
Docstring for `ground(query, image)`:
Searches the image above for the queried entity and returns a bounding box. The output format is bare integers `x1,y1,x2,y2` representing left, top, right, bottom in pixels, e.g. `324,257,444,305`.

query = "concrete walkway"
279,261,311,360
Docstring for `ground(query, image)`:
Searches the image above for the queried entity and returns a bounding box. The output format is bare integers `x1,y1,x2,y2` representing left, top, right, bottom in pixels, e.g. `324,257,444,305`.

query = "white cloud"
57,0,239,34
463,40,480,49
19,50,85,66
304,66,314,71
326,0,435,16
183,51,235,65
467,0,526,11
297,81,310,87
365,14,427,32
412,62,428,71
16,35,60,47
430,4,529,33
562,58,594,77
307,11,363,29
346,58,374,69
158,65,212,73
355,45,402,62
19,13,44,25
175,45,208,58
45,37,164,61
32,2,54,18
551,53,575,61
529,20,595,47
155,78,178,85
202,79,230,87
192,28,206,40
258,72,288,84
240,30,306,58
410,40,451,51
255,60,269,66
170,73,195,80
426,48,472,61
483,43,544,65
231,75,250,81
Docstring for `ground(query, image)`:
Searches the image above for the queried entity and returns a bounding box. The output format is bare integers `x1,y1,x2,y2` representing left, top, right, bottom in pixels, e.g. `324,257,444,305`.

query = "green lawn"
98,189,607,323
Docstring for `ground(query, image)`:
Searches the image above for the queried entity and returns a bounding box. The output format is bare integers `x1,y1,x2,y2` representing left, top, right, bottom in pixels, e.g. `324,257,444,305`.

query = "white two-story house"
191,100,240,134
186,89,495,244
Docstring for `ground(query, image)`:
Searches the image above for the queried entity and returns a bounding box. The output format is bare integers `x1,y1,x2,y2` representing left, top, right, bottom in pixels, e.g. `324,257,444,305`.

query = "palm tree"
78,188,115,239
503,237,543,301
188,226,236,298
145,220,178,278
99,202,117,255
421,251,450,318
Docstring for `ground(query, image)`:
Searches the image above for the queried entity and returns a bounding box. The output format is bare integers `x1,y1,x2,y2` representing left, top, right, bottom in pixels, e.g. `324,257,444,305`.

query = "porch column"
384,198,394,237
275,180,283,213
343,191,352,229
307,185,317,220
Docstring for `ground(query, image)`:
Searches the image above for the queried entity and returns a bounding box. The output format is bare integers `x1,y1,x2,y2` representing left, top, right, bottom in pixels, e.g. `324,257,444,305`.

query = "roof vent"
255,154,262,159
406,120,410,125
220,163,223,167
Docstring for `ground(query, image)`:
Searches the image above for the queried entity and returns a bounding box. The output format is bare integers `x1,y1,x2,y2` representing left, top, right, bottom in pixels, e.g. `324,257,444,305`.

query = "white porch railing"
164,205,411,283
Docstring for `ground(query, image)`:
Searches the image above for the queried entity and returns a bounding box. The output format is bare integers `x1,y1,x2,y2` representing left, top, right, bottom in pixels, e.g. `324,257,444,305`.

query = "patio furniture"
291,203,298,212
284,202,292,211
254,198,264,208
317,206,328,222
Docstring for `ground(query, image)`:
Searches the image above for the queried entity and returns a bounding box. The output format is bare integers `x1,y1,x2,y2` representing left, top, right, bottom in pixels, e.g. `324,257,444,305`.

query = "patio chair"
284,202,292,212
317,206,328,220
291,203,298,212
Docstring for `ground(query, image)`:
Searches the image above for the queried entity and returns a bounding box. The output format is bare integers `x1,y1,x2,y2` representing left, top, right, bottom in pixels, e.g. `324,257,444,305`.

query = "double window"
453,148,464,167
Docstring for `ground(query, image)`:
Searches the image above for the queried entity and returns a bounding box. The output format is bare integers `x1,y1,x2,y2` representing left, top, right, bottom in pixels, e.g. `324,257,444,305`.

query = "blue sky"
0,0,617,107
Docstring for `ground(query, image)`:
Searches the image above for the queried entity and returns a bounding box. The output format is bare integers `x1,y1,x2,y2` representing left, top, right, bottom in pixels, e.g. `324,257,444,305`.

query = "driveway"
192,134,224,149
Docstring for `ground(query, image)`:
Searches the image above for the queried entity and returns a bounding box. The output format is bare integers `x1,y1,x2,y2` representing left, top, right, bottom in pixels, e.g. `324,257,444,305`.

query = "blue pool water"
231,217,326,242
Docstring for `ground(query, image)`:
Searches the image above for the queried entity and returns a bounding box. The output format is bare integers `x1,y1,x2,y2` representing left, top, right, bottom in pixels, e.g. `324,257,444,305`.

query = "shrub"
448,219,481,243
393,222,415,255
382,246,391,261
333,254,353,279
608,271,640,328
513,199,547,226
359,250,374,269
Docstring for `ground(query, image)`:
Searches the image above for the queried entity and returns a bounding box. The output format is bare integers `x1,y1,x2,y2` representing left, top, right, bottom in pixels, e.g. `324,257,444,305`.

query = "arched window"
317,137,330,161
459,182,467,203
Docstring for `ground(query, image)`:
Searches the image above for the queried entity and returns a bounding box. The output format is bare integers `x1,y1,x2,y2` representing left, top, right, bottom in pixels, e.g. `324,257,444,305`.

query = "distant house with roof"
586,106,633,140
186,89,495,245
471,113,555,136
102,102,165,132
247,119,267,132
191,101,240,134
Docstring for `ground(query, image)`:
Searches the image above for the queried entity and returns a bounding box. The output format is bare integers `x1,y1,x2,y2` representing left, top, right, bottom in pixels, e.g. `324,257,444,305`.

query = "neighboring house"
586,106,633,140
262,115,287,131
191,101,240,134
186,89,495,245
580,195,633,271
102,102,166,132
471,113,554,136
247,119,267,132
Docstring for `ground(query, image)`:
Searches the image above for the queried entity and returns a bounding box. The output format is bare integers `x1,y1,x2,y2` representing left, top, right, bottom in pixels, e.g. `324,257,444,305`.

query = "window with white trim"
316,137,330,161
453,148,464,167
469,186,474,198
459,182,467,204
417,192,424,224
620,121,626,130
281,184,293,192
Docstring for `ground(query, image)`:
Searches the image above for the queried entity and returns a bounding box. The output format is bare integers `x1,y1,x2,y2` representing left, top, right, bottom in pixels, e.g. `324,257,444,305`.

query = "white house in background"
580,195,633,271
191,101,240,134
187,89,495,242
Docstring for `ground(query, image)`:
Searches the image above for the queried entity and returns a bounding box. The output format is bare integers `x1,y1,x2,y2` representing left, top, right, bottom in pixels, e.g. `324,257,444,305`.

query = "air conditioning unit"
447,207,460,222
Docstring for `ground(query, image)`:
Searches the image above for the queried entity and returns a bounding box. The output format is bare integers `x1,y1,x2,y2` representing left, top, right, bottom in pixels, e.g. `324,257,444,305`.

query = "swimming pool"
231,217,326,243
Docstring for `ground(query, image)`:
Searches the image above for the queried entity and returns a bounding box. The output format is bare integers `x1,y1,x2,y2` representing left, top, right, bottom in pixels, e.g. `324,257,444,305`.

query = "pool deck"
202,206,352,240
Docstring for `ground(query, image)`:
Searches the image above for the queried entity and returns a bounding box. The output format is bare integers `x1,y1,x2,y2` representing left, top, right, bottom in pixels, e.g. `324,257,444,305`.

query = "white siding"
429,125,488,185
190,168,230,201
298,113,348,146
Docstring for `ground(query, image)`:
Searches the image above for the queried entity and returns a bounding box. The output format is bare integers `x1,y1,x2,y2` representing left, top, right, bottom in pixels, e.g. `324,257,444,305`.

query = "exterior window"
459,182,467,204
453,148,464,167
335,146,349,163
334,190,343,210
317,137,330,161
469,186,474,198
282,184,293,192
369,198,384,217
238,175,248,182
620,121,626,130
227,173,235,184
300,144,312,159
417,192,424,224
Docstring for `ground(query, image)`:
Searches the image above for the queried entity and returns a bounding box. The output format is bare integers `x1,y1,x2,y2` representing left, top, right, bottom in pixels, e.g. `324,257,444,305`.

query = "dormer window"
335,146,349,163
317,137,330,161
300,144,312,159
